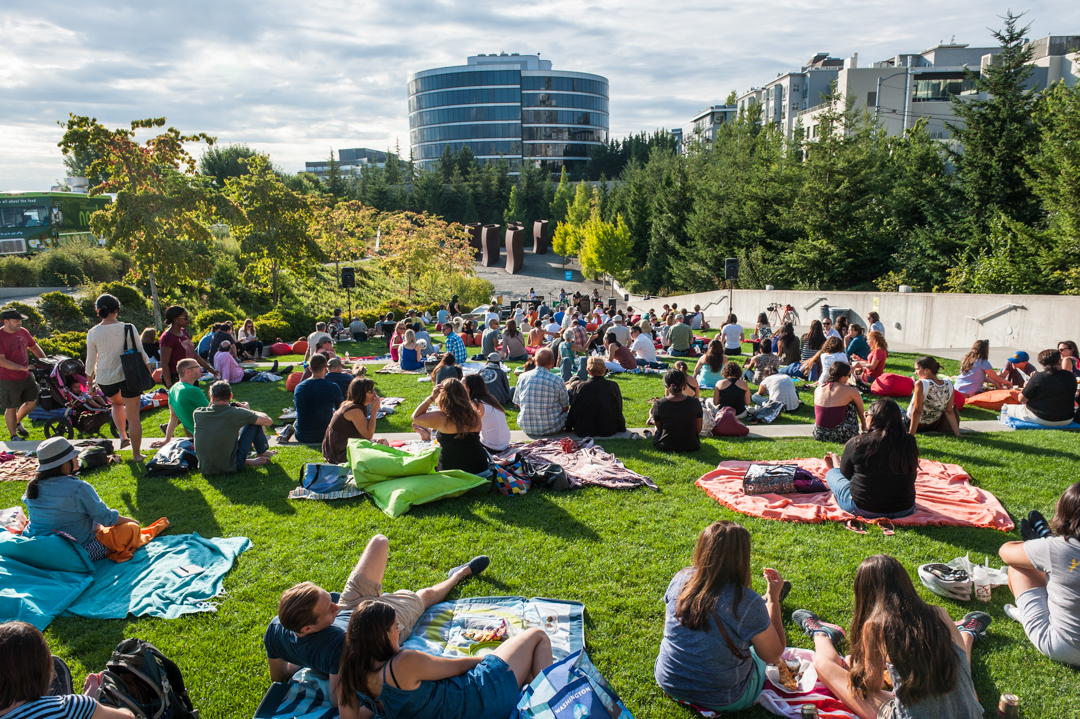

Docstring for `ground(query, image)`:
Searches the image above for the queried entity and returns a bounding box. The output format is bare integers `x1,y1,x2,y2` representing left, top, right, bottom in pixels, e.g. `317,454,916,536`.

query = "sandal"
878,520,896,536
1028,510,1052,539
844,519,867,535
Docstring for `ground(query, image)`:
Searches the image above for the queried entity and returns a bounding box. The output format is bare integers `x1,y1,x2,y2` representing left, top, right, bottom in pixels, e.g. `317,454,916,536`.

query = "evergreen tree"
503,184,526,225
384,145,403,186
549,167,573,224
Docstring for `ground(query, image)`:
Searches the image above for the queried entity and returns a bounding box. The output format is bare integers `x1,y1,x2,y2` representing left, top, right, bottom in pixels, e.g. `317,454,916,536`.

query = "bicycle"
766,302,798,327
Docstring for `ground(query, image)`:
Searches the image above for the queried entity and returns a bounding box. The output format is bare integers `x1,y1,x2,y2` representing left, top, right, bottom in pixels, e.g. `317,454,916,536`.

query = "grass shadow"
206,463,299,516
127,476,224,538
416,487,602,542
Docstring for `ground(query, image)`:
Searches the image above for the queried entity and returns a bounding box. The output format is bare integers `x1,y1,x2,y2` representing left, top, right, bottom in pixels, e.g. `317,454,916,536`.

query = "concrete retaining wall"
0,287,74,299
620,284,1077,352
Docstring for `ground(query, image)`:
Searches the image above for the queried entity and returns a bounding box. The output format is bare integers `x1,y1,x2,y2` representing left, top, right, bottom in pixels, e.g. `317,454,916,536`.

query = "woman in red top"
852,331,888,393
156,305,218,446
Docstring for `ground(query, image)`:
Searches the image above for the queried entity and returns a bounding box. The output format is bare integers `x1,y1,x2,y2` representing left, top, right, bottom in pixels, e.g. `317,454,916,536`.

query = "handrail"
965,303,1025,324
701,297,729,313
803,297,828,311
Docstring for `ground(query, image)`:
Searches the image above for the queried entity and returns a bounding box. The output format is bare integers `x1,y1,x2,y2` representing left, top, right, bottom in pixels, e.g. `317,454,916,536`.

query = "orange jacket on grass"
96,517,169,562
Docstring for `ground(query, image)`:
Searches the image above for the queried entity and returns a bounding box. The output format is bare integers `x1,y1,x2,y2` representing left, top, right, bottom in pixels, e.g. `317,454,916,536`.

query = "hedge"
253,311,293,344
1,302,45,335
194,309,238,333
37,331,88,361
39,292,88,334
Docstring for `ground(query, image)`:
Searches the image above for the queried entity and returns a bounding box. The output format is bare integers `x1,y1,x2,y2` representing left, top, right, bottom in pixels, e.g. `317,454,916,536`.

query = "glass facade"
409,60,609,174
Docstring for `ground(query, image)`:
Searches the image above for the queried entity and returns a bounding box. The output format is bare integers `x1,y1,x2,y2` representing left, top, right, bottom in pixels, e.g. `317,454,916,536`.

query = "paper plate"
765,656,818,694
468,641,503,657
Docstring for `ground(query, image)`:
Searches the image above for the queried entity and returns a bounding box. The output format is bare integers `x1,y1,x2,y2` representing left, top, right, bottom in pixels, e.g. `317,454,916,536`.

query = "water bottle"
999,405,1008,425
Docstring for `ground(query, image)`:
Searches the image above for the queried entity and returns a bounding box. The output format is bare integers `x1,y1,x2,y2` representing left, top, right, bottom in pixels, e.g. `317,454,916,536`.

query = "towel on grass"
1003,416,1080,430
288,483,365,501
376,362,423,375
697,458,1013,531
492,438,659,491
0,557,93,630
65,533,251,620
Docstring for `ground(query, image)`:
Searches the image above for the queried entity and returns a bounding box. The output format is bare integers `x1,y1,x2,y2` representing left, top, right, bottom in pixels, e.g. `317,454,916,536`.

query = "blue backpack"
300,463,351,493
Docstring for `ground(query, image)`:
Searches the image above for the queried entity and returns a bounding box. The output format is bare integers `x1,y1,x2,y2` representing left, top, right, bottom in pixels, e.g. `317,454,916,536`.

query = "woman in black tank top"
411,378,490,475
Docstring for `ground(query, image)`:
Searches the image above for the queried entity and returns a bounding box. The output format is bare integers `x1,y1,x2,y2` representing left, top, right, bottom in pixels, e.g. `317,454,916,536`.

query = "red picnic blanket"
696,458,1013,531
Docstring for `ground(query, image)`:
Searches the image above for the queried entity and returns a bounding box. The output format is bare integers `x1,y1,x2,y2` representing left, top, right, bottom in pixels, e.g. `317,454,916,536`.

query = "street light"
875,69,911,132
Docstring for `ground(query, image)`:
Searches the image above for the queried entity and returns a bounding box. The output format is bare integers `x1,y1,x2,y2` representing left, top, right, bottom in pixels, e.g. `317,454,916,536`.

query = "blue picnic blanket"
255,596,588,719
1004,417,1080,430
65,533,251,620
0,557,93,630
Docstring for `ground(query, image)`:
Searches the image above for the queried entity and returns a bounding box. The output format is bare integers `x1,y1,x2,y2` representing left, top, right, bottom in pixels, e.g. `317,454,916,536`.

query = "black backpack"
98,638,198,719
78,447,112,472
521,457,571,491
145,439,199,478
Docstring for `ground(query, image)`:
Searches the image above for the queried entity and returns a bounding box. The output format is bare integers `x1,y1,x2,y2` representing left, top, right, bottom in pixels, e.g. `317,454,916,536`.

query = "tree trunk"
149,269,162,331
272,261,279,306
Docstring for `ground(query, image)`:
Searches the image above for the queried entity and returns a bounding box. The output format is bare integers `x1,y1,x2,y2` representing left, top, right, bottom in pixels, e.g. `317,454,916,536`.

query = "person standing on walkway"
0,308,45,441
85,294,153,461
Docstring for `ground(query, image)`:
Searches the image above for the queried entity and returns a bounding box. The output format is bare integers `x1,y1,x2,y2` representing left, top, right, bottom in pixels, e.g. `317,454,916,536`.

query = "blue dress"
399,347,423,371
355,653,520,719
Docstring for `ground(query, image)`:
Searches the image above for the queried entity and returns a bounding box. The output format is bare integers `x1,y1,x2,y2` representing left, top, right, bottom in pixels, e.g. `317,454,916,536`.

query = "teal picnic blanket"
0,557,93,630
65,533,251,620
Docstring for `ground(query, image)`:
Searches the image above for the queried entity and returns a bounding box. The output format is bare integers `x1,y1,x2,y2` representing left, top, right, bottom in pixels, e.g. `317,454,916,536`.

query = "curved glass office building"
408,54,609,174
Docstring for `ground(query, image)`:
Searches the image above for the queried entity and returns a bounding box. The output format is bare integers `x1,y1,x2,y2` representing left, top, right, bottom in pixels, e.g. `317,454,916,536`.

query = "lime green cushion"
0,532,95,573
366,471,489,517
347,439,440,488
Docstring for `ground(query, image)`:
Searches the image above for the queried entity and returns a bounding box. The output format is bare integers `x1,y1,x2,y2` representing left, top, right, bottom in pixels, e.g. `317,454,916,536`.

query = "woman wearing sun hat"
21,436,137,561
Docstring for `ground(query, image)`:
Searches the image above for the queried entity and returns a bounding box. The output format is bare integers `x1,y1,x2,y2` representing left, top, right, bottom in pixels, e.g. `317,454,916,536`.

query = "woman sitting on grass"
430,354,463,385
654,521,788,714
906,356,961,437
773,322,800,366
398,330,423,372
463,374,511,452
954,339,1012,397
823,399,918,520
1059,340,1080,377
322,377,388,464
499,320,528,362
714,361,751,419
389,321,407,362
802,336,847,385
752,312,772,355
335,600,552,719
999,481,1080,668
674,361,700,399
22,437,140,562
781,321,826,380
795,554,988,719
411,379,489,476
694,340,726,390
851,331,888,392
812,362,865,444
0,621,137,719
648,368,702,452
1001,349,1078,427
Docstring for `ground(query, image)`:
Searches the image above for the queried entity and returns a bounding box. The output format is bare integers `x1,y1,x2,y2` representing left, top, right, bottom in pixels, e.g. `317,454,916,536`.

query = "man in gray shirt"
481,318,501,357
608,315,630,346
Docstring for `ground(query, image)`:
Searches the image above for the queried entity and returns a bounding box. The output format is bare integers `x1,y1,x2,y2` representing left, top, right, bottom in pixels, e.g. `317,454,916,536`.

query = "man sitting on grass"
193,380,276,475
265,534,489,706
665,314,693,357
153,358,207,447
566,357,626,438
514,348,569,436
294,353,344,443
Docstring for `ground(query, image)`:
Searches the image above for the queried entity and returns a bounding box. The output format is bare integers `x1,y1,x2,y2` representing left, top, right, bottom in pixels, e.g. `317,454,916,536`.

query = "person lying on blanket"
654,521,790,714
335,600,553,719
21,437,140,562
822,399,919,521
264,534,490,707
794,554,989,719
998,481,1080,668
0,621,136,719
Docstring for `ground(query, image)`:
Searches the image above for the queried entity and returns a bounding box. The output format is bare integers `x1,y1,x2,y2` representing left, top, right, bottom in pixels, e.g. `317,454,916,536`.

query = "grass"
7,345,1077,718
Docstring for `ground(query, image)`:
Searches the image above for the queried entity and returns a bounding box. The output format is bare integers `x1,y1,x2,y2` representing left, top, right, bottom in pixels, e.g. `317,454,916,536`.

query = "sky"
1,0,1077,190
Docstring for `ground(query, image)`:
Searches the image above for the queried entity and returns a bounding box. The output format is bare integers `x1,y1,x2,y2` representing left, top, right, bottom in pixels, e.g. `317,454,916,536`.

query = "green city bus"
0,191,112,255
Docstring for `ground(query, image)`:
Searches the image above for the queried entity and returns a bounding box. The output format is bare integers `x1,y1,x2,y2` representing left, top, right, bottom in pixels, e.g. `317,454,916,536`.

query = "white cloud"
1,0,1077,189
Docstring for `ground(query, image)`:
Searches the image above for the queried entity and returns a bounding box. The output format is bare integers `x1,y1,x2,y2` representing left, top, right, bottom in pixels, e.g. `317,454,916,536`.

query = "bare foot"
245,456,271,466
131,454,145,462
258,450,278,458
823,452,840,469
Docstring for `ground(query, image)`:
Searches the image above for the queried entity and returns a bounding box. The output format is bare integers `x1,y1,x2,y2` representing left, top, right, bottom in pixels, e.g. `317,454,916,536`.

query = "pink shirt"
213,350,245,384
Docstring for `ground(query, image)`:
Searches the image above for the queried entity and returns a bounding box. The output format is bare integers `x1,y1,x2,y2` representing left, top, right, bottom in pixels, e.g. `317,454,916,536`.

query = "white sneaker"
1004,604,1022,623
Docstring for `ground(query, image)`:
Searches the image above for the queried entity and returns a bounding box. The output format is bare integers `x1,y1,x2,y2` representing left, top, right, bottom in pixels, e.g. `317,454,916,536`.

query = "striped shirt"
4,696,97,719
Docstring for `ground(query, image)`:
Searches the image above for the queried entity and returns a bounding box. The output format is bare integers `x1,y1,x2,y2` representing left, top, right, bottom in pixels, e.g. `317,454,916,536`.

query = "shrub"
455,276,495,310
253,312,293,344
1,302,45,335
273,307,318,339
0,256,39,288
39,292,88,334
194,309,238,333
35,251,86,287
37,331,88,361
99,283,147,313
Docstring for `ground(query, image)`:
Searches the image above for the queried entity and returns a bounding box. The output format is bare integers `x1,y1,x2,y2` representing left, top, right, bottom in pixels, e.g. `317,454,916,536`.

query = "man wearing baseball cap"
0,308,45,441
1003,350,1038,388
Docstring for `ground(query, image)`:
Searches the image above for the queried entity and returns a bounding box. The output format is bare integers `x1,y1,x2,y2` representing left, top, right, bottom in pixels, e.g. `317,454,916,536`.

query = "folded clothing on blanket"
492,438,658,491
696,458,1013,531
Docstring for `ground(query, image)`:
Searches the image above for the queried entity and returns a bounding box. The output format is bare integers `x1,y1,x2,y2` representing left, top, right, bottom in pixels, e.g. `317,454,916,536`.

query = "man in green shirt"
666,315,693,356
193,380,275,475
165,359,209,439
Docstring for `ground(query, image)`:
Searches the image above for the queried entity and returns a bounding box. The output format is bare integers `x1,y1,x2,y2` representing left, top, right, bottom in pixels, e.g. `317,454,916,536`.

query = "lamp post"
875,69,912,132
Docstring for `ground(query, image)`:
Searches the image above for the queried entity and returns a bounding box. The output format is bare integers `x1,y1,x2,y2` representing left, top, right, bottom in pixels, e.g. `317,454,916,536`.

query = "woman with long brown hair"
693,339,726,389
411,378,488,475
335,600,552,719
852,330,888,391
500,319,529,361
322,377,387,463
429,353,463,385
801,335,847,384
463,374,510,452
780,320,826,380
654,521,788,713
796,554,988,719
954,339,1011,397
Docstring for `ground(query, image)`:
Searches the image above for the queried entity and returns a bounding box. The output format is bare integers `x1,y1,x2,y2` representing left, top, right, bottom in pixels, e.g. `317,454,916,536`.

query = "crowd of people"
3,290,1080,717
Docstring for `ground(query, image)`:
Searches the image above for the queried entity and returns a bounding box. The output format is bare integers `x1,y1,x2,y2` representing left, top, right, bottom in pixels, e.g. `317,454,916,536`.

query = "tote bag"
121,324,156,396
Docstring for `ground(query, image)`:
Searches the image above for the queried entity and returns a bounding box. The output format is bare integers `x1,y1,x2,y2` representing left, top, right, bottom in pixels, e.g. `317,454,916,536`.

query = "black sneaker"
15,423,28,438
955,611,992,641
1028,510,1052,539
792,609,846,645
270,359,279,373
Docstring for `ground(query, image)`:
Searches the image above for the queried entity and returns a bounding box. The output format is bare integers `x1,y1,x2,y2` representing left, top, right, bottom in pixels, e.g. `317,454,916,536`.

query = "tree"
552,181,594,259
724,90,738,105
226,155,320,305
503,185,526,225
948,12,1041,229
549,167,573,224
58,115,219,329
377,212,475,300
62,148,107,189
580,214,633,282
199,143,259,188
312,199,378,267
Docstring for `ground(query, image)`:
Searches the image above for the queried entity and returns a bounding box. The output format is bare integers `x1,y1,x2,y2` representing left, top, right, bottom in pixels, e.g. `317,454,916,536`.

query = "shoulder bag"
121,324,156,396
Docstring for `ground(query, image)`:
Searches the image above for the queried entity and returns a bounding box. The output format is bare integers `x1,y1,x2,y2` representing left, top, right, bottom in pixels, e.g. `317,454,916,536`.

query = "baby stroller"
30,356,117,439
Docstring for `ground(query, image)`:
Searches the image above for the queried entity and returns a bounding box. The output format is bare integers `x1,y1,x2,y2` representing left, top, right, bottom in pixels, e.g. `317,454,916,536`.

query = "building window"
867,91,877,107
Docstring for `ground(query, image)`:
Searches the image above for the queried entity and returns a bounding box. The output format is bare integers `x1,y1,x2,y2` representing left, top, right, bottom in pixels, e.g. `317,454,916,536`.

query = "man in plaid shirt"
572,315,588,349
444,317,467,364
514,348,569,436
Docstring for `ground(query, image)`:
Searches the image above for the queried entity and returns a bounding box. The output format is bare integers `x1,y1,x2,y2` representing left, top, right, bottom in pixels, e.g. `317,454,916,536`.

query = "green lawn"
7,346,1076,718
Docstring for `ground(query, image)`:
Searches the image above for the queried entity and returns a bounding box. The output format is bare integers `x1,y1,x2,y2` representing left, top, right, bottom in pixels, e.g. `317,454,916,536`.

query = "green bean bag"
365,470,489,517
347,440,441,488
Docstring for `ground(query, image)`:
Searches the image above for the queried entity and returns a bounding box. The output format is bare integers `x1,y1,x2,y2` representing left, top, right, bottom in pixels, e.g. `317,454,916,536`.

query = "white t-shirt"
721,324,744,350
1024,536,1080,643
824,328,841,340
690,312,702,330
546,322,561,336
485,312,500,326
758,374,800,410
477,401,511,451
85,322,152,386
632,333,657,362
819,351,849,380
